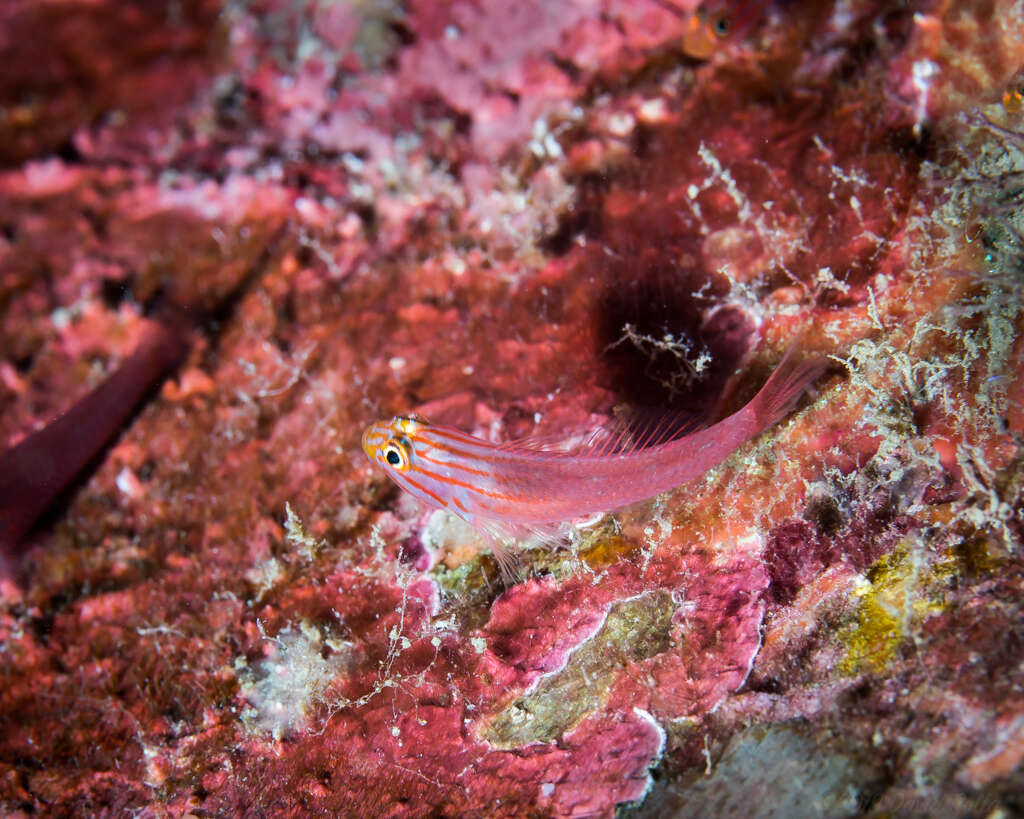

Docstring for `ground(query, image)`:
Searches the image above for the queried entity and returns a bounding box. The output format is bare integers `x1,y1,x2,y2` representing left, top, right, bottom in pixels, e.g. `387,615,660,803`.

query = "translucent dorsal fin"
598,406,708,455
493,429,593,454
495,406,709,458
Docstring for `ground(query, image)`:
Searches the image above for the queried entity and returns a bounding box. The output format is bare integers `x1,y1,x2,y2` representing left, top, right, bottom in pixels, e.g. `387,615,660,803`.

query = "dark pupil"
386,449,401,466
713,15,730,35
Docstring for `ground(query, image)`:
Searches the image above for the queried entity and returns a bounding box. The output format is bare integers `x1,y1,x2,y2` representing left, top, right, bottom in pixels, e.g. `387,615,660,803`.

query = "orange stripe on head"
414,431,503,461
415,450,490,476
401,473,447,508
413,464,514,502
419,426,491,446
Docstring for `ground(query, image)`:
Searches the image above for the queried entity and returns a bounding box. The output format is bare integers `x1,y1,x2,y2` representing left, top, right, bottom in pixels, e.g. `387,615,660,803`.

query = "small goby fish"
363,351,826,573
651,0,767,60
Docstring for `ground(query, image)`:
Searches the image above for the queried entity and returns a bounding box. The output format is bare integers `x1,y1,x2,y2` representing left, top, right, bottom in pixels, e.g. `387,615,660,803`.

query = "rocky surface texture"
2,0,1024,816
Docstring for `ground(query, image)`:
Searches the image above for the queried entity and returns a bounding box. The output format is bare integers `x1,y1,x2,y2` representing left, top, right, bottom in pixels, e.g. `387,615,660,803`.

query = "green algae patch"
480,591,675,748
838,538,953,674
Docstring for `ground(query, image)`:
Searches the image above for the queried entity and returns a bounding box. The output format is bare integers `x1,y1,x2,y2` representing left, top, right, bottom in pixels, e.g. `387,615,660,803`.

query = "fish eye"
711,12,730,37
381,437,411,471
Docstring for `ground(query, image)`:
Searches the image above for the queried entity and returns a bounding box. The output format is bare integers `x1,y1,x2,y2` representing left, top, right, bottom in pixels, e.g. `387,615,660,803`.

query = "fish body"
363,352,825,558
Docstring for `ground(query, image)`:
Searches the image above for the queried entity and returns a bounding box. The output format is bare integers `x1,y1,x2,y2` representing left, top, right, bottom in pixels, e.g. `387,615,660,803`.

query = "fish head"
362,415,454,510
362,415,423,472
682,1,764,59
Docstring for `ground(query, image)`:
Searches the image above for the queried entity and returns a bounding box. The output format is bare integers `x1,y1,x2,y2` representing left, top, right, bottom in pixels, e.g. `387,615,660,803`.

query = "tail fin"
751,348,830,429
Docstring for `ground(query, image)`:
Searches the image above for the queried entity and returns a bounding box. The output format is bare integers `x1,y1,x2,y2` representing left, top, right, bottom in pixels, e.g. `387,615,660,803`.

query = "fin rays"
494,407,708,460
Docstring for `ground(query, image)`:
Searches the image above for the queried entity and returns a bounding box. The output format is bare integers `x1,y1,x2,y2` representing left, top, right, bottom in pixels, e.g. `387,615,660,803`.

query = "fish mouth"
361,426,377,460
362,423,389,460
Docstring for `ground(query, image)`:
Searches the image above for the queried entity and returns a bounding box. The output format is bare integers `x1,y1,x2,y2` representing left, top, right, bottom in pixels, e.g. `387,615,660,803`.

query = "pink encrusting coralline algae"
2,0,1024,816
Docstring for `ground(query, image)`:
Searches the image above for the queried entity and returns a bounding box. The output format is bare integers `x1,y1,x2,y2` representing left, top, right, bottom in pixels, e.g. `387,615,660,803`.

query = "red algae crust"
2,0,1024,816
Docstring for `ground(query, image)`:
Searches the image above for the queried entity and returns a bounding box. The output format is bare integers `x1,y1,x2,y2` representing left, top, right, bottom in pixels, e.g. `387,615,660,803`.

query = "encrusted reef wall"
2,1,1024,816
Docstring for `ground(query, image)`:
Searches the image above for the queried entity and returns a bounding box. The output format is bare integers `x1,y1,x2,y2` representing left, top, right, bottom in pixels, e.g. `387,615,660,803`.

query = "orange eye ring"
382,438,411,471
